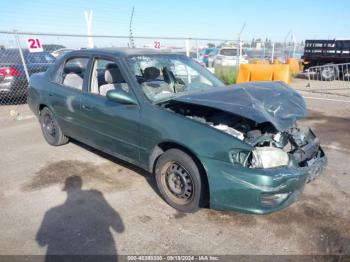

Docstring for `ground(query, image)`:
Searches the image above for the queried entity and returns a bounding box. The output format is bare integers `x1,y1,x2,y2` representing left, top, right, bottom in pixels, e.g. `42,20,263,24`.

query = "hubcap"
161,162,194,204
43,114,55,138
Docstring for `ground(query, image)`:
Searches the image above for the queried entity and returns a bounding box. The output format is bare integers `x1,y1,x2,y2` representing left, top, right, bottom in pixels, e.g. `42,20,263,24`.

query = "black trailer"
302,40,350,80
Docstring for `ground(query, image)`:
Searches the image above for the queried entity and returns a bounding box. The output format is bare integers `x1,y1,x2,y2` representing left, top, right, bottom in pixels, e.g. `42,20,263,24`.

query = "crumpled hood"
171,81,307,131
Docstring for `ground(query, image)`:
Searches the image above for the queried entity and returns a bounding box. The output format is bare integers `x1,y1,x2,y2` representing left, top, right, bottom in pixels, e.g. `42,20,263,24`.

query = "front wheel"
155,149,204,212
40,107,68,146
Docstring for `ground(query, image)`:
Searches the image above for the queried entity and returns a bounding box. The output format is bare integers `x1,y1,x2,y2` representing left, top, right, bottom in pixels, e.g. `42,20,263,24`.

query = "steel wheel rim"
42,114,56,138
160,161,194,205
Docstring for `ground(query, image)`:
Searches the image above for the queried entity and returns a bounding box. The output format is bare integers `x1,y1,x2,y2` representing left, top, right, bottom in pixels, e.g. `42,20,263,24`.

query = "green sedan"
28,48,327,214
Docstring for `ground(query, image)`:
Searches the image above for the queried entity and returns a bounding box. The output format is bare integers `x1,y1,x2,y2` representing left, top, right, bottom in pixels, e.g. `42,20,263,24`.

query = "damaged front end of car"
232,125,326,183
158,82,327,213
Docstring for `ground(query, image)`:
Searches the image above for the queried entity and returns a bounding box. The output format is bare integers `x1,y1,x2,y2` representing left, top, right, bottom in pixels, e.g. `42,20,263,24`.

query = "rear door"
79,56,141,164
47,55,91,137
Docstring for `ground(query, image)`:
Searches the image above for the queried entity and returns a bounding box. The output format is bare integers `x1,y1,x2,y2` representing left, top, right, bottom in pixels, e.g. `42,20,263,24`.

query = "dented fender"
199,147,327,214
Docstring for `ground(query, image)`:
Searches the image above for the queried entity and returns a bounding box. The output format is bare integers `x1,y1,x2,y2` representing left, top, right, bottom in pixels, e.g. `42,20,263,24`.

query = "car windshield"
220,49,237,56
126,55,225,102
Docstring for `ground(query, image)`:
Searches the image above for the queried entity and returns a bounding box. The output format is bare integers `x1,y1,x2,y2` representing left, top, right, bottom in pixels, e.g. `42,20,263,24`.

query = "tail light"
0,67,21,77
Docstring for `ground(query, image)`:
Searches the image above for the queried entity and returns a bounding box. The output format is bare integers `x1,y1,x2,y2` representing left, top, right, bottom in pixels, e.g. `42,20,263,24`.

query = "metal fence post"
307,69,311,88
84,10,94,48
271,42,275,63
13,30,30,82
185,39,190,57
236,38,240,68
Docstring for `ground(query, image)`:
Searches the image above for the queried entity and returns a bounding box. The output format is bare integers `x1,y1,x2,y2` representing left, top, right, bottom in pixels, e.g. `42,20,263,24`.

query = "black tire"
155,149,205,212
320,64,339,81
40,107,68,146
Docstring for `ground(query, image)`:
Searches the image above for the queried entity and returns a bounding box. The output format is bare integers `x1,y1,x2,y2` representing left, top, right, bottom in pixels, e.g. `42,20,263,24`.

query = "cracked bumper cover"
201,147,327,214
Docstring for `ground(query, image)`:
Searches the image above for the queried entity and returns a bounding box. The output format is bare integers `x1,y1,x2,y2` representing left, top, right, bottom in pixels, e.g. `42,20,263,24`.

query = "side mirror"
106,89,137,105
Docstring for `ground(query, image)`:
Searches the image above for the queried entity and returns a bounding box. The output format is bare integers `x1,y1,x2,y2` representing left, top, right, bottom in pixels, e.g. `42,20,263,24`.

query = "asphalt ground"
0,83,349,257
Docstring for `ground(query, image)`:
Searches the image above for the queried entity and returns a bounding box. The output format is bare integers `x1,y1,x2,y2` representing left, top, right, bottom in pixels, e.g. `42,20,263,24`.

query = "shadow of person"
36,176,124,262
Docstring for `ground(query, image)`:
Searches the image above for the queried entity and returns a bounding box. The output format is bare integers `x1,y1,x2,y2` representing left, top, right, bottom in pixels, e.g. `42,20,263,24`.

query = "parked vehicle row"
199,47,249,67
0,49,55,101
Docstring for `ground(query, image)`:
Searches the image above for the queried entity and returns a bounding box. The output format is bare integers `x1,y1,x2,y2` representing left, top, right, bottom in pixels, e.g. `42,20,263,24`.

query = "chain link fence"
0,30,234,119
0,30,305,120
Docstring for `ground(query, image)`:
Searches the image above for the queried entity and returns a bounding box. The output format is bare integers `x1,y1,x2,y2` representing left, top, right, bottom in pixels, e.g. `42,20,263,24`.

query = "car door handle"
82,104,92,111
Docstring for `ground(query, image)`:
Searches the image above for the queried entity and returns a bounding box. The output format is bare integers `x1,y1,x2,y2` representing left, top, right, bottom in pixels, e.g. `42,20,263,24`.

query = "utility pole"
185,38,190,57
237,23,246,72
84,10,94,48
129,6,135,48
263,37,266,59
271,42,275,63
292,33,296,58
283,29,292,61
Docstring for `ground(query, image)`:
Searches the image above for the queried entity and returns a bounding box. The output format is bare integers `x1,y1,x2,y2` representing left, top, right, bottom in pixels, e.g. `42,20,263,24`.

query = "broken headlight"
251,147,289,168
229,149,251,166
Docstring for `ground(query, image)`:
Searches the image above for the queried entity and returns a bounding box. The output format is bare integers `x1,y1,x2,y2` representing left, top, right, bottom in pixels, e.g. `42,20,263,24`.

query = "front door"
79,57,140,164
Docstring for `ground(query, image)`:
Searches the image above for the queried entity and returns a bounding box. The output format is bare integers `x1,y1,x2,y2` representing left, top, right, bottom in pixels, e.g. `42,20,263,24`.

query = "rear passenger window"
52,57,89,90
90,58,129,96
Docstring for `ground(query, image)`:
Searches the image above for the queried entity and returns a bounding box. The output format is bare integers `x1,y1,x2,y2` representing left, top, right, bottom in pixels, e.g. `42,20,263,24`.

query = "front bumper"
201,147,327,214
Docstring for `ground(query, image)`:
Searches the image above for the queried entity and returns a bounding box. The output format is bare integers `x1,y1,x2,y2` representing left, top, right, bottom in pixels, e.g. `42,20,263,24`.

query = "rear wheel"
320,64,339,81
40,107,68,146
155,149,204,212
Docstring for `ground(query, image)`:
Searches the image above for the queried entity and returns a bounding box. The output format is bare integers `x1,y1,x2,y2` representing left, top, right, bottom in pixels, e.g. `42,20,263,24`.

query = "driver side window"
90,58,129,96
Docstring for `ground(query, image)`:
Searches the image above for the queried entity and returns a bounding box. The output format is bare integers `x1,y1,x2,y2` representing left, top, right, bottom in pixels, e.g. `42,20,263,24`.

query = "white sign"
26,38,43,52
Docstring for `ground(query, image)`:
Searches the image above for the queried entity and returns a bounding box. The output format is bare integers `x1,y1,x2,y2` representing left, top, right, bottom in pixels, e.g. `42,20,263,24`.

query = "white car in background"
211,48,249,67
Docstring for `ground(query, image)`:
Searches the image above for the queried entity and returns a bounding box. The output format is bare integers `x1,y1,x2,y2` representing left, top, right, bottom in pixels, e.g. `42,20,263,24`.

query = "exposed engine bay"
160,101,324,169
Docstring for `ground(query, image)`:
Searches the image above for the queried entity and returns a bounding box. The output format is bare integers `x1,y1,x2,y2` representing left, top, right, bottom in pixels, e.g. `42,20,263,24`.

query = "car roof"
68,47,174,58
